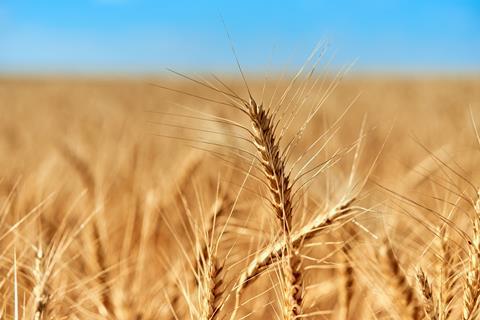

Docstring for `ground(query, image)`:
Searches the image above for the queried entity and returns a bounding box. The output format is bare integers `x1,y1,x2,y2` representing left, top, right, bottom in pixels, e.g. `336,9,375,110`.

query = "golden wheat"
0,76,479,319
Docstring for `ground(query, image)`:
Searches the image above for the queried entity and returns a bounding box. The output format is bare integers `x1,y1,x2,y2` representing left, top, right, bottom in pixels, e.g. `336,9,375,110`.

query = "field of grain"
0,74,480,319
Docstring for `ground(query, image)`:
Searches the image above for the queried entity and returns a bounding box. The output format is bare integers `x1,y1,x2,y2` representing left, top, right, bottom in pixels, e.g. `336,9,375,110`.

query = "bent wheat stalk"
231,197,355,318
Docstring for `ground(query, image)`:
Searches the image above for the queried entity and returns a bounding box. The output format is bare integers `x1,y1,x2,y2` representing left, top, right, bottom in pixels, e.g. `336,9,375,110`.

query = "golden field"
1,74,480,319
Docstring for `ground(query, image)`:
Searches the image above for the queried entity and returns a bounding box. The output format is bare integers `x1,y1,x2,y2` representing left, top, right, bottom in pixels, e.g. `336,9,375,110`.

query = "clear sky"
1,0,479,74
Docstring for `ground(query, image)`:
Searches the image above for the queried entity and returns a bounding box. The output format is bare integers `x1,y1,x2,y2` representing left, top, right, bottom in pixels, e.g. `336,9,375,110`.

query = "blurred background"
1,0,479,76
1,2,480,320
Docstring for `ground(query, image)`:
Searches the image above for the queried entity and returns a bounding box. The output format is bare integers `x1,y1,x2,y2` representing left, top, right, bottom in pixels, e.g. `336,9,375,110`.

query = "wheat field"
0,74,480,319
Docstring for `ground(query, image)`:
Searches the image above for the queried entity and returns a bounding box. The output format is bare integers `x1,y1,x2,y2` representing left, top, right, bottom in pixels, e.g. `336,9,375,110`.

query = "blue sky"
0,0,479,74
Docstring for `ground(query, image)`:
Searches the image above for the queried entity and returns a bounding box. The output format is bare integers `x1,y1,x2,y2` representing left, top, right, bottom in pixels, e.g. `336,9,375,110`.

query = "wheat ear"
463,221,480,319
244,95,303,318
338,241,354,320
416,268,438,320
378,239,423,320
197,192,230,320
438,229,457,320
281,247,303,319
195,195,231,282
244,96,293,233
200,254,224,320
463,193,480,320
33,244,49,320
